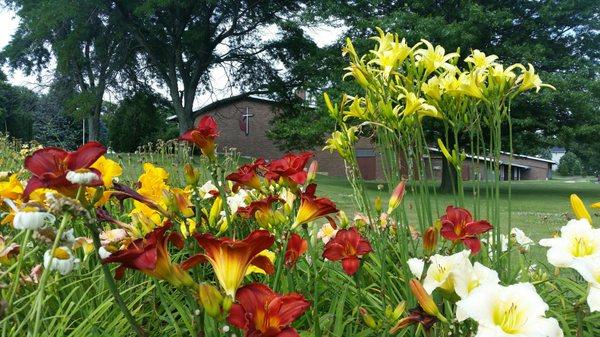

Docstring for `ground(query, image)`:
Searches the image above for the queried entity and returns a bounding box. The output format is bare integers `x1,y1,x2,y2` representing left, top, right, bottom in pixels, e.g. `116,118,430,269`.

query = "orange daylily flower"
183,230,275,298
292,184,338,228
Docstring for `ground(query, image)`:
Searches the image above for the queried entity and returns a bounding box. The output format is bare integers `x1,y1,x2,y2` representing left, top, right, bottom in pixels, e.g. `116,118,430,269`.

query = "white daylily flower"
99,228,127,245
13,206,56,231
453,262,499,299
227,189,248,214
511,227,534,248
43,247,80,275
317,222,338,244
198,181,218,199
407,258,425,279
456,283,563,337
568,257,600,312
539,219,600,271
66,170,99,185
422,250,471,294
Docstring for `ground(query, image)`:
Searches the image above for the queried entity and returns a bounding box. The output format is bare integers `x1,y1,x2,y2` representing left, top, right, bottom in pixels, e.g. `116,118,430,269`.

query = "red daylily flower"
226,159,265,191
179,115,219,157
228,283,310,337
292,184,338,228
182,230,275,298
264,152,313,186
23,142,106,198
102,221,194,288
439,206,492,254
284,233,308,268
322,227,372,276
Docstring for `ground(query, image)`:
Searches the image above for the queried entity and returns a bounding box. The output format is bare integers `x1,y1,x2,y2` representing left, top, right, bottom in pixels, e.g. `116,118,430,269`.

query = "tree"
557,152,582,177
0,79,38,141
110,0,319,135
1,0,134,141
108,91,175,153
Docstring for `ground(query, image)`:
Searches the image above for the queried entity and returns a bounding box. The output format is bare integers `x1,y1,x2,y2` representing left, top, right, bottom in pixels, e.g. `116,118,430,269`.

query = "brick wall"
195,98,350,178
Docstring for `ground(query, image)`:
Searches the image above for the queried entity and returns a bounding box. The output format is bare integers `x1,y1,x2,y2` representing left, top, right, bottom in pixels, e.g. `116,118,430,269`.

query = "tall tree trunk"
439,157,458,193
87,111,100,142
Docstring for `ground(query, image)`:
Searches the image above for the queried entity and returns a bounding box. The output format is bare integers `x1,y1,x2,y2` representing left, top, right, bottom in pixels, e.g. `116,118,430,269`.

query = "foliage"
107,91,176,153
557,152,583,177
0,80,37,141
1,0,133,141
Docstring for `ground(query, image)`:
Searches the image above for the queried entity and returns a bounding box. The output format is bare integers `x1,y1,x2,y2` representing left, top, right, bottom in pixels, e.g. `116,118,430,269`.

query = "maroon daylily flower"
284,233,308,268
226,159,265,191
102,221,194,288
23,142,106,198
264,152,313,186
389,306,438,333
179,115,219,157
322,227,372,276
439,206,492,254
237,195,282,219
227,283,310,337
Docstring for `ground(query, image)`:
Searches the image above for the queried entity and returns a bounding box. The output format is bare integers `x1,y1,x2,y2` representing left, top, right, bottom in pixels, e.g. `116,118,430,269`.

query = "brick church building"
185,95,554,181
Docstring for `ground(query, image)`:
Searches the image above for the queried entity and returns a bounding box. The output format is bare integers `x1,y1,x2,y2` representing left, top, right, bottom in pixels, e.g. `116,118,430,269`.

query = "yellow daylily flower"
415,39,459,74
458,71,485,99
91,156,123,188
138,163,170,202
398,91,440,118
464,49,498,69
421,76,443,101
0,174,23,200
369,28,417,78
517,63,556,92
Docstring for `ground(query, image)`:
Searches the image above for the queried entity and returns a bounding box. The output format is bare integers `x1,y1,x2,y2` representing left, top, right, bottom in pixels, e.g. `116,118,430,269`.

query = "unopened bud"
359,307,377,329
408,279,446,322
198,284,224,318
423,227,438,253
387,181,406,214
307,161,318,184
374,196,382,213
184,164,199,186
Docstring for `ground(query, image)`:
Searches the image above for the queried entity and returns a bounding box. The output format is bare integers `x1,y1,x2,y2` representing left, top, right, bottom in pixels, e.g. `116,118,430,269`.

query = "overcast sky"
0,7,342,108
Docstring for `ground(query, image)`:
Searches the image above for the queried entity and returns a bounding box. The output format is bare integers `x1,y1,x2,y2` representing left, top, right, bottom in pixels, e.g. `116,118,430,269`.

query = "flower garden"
1,29,600,337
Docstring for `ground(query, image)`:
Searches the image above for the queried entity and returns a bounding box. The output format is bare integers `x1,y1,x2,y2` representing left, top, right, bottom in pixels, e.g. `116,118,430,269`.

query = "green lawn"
113,152,600,243
316,175,600,242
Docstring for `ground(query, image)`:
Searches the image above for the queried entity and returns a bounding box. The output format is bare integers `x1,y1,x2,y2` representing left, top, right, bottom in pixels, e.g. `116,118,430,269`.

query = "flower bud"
386,301,406,321
374,196,382,213
198,284,224,318
408,279,446,322
209,197,223,227
570,194,592,223
359,307,377,329
423,227,438,253
307,161,318,184
184,164,199,186
387,181,406,214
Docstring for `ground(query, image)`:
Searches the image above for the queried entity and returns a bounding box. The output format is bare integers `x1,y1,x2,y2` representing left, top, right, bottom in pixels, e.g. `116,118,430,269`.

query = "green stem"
86,221,147,337
31,213,71,337
2,229,31,337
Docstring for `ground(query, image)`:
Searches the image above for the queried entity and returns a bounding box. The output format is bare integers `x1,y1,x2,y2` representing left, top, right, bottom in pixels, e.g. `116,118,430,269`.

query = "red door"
357,156,377,180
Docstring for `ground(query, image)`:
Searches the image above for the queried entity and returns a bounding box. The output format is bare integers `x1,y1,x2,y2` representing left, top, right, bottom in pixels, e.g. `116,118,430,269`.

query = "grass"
317,175,600,240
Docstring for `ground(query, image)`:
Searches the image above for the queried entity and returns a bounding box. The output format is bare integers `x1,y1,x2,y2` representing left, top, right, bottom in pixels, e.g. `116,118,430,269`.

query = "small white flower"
13,207,55,231
317,222,338,244
482,233,509,255
66,170,99,185
456,283,563,337
407,258,425,279
222,325,230,333
62,229,76,243
98,247,112,259
511,227,534,248
539,218,600,271
99,228,127,245
43,247,80,275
